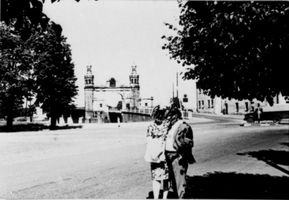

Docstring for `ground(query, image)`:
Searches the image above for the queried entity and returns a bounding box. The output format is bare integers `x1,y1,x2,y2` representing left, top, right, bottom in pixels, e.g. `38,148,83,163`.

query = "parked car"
244,110,289,123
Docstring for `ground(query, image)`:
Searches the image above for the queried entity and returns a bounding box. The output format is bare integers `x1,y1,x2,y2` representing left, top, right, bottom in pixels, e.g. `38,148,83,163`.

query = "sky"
43,0,196,108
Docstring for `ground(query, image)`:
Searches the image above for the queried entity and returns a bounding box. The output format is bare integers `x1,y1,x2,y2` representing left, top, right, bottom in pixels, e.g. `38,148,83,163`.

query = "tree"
0,23,35,128
163,1,289,105
1,0,80,128
0,0,97,25
1,0,97,40
0,22,77,129
1,0,50,40
31,23,78,128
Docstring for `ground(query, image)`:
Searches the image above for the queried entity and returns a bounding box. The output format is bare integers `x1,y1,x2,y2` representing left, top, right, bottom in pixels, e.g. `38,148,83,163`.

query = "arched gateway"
84,65,146,123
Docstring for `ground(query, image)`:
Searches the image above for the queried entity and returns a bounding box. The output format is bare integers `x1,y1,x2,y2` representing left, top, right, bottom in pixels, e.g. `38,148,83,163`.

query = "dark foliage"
163,1,289,105
1,0,82,129
29,24,78,128
0,21,77,129
0,23,35,127
1,0,97,39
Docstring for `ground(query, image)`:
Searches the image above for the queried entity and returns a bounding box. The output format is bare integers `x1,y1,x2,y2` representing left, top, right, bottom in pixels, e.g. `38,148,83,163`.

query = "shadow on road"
147,171,289,199
238,149,289,175
147,147,289,199
185,172,289,199
280,142,289,147
0,124,82,132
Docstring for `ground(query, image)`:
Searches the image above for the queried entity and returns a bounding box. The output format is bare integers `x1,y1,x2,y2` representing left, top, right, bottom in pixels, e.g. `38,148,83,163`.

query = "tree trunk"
6,114,13,131
50,116,57,129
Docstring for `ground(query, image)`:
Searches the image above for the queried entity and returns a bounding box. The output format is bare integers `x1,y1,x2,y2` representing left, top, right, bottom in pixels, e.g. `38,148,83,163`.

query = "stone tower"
84,65,94,121
129,65,140,110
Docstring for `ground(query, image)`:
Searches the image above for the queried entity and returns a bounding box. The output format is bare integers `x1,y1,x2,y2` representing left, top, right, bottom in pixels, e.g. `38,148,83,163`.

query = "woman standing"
144,105,170,199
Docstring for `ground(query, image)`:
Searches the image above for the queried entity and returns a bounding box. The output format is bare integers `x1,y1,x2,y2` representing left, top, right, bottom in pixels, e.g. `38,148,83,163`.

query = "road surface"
0,117,288,198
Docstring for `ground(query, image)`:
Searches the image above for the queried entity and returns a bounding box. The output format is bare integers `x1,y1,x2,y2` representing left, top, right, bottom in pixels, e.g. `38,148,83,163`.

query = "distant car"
244,110,289,123
244,111,257,123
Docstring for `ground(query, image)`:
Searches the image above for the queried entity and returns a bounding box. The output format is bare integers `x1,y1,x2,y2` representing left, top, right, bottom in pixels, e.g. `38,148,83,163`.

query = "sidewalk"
81,121,151,129
191,112,245,120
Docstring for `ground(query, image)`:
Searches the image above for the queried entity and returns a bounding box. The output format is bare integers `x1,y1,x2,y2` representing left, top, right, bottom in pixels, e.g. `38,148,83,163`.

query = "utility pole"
176,72,179,98
172,82,175,98
0,0,2,22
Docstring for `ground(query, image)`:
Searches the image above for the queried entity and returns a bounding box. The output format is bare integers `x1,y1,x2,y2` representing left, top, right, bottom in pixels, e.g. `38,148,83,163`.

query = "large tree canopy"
163,1,289,105
0,22,77,128
30,24,78,128
0,23,36,127
1,0,80,128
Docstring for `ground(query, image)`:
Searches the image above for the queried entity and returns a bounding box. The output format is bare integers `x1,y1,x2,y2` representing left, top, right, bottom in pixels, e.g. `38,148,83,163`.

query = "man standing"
256,103,263,124
165,104,196,198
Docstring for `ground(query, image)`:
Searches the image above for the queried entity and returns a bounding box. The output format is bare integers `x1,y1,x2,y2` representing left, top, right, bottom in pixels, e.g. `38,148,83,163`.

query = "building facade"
178,79,197,112
196,88,289,115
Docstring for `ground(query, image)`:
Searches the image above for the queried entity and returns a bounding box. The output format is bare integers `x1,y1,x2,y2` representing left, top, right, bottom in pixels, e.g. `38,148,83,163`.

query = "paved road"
0,117,288,199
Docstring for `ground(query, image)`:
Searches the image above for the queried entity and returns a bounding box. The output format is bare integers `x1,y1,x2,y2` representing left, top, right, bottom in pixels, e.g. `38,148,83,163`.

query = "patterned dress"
146,122,169,181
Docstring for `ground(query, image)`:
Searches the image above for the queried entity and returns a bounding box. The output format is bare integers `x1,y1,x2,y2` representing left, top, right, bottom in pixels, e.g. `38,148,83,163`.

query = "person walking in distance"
165,102,196,198
256,103,263,124
144,105,170,199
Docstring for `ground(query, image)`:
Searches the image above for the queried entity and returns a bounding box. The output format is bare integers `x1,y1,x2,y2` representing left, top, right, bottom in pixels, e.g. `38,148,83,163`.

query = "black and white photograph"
0,0,289,199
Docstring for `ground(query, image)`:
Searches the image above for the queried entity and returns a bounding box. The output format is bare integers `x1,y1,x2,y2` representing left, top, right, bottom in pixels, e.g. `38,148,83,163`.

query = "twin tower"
84,65,140,121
